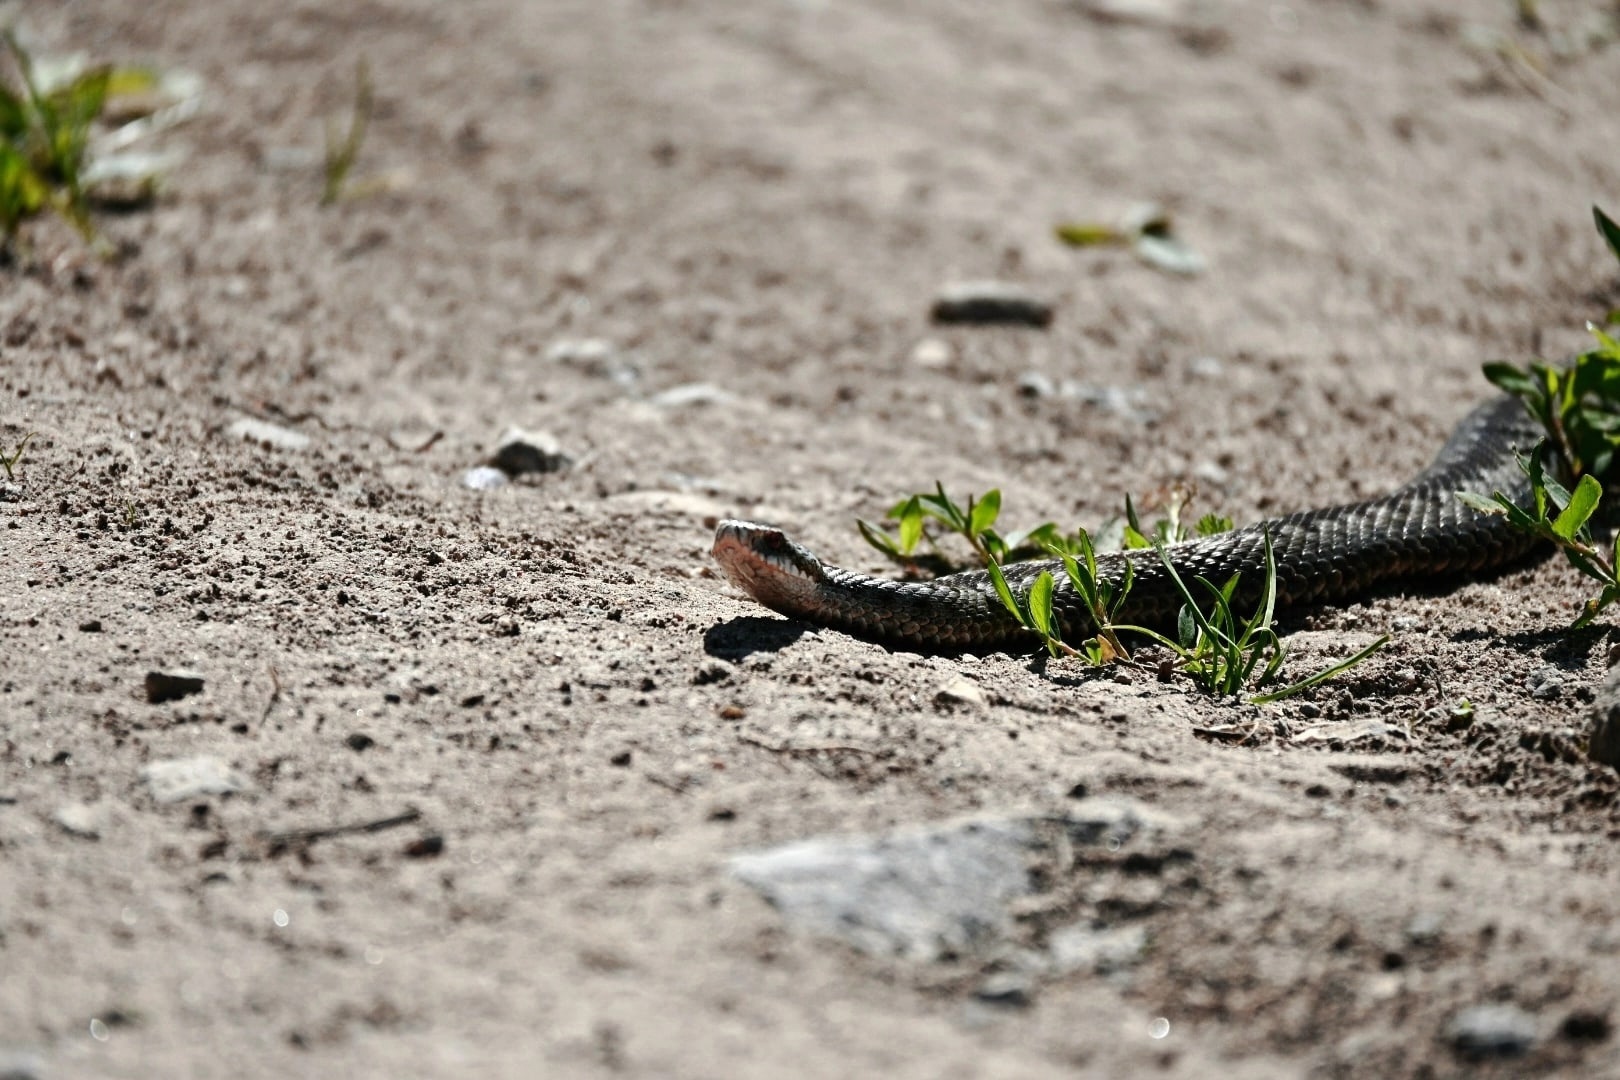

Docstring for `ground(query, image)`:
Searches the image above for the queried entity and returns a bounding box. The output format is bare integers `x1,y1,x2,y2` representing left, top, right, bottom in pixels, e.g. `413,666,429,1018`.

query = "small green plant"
0,32,112,245
0,430,35,479
1462,206,1620,625
856,481,1386,700
1122,488,1232,549
998,524,1387,701
322,58,373,206
1458,451,1618,627
986,528,1135,664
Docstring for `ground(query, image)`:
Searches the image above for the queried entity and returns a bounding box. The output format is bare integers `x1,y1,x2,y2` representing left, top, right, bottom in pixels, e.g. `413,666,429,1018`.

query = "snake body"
710,395,1547,651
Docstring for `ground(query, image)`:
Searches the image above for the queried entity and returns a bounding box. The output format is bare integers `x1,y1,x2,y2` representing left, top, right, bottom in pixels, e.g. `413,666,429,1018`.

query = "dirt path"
5,1,1620,1076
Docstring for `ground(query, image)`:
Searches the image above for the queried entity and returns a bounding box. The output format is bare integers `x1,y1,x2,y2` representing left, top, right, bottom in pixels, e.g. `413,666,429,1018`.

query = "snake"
710,395,1549,652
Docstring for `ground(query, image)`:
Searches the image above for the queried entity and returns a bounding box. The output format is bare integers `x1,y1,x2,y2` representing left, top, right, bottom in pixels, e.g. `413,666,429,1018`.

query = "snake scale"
710,395,1548,652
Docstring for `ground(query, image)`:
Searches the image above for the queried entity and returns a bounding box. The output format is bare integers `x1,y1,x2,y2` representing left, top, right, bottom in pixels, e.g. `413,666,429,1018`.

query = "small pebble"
1187,354,1224,378
1447,1003,1538,1059
54,802,104,839
345,733,376,752
543,337,616,368
930,281,1053,328
404,835,445,858
1404,912,1444,946
461,466,509,491
649,383,734,408
489,427,572,476
1527,666,1563,701
144,669,204,704
226,417,310,452
78,619,102,633
973,973,1034,1009
910,338,953,368
934,675,987,710
1016,371,1056,399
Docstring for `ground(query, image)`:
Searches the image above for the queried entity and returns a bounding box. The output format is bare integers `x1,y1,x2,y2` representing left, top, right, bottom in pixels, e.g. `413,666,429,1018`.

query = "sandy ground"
6,0,1620,1076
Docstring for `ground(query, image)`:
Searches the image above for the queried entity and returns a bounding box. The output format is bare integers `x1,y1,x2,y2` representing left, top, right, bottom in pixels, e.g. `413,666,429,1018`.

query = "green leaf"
968,489,1001,537
980,529,1007,565
1028,572,1056,640
1481,361,1541,400
986,561,1025,627
1195,513,1234,537
1551,473,1602,541
1125,493,1145,540
896,497,924,554
1055,222,1123,248
1596,206,1620,267
856,519,904,560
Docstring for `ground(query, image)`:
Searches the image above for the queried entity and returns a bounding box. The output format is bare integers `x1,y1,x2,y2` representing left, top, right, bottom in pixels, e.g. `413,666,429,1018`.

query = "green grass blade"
856,519,905,560
1596,205,1620,266
985,561,1027,628
1251,635,1391,705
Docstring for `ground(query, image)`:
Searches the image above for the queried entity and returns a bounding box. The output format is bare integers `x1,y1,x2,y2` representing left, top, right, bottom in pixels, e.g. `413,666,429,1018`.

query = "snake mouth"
711,519,829,612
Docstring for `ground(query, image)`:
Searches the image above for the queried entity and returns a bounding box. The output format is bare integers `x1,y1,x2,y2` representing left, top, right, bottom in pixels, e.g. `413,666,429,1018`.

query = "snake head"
711,519,829,613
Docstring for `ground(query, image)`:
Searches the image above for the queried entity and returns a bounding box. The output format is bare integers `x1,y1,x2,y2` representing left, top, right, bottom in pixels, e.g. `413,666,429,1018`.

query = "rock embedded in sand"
144,669,205,704
141,756,248,804
226,417,311,452
488,427,572,477
1446,1003,1538,1059
933,674,987,710
729,798,1171,961
930,281,1054,328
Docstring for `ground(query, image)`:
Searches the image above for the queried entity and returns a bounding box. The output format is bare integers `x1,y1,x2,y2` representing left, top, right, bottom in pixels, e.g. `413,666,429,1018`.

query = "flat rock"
930,281,1053,328
141,756,248,804
226,417,311,452
729,798,1170,961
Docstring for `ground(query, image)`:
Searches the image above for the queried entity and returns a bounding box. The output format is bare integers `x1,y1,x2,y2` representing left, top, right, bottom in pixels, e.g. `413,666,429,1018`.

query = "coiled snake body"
711,396,1546,652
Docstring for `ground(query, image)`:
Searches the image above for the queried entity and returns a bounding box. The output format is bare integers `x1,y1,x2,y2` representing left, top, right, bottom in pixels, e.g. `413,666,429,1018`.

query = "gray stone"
730,817,1035,961
1404,911,1445,946
1590,661,1620,767
730,798,1169,961
226,417,310,452
931,281,1053,328
1446,1003,1538,1059
141,756,248,804
1527,666,1563,701
53,802,104,839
